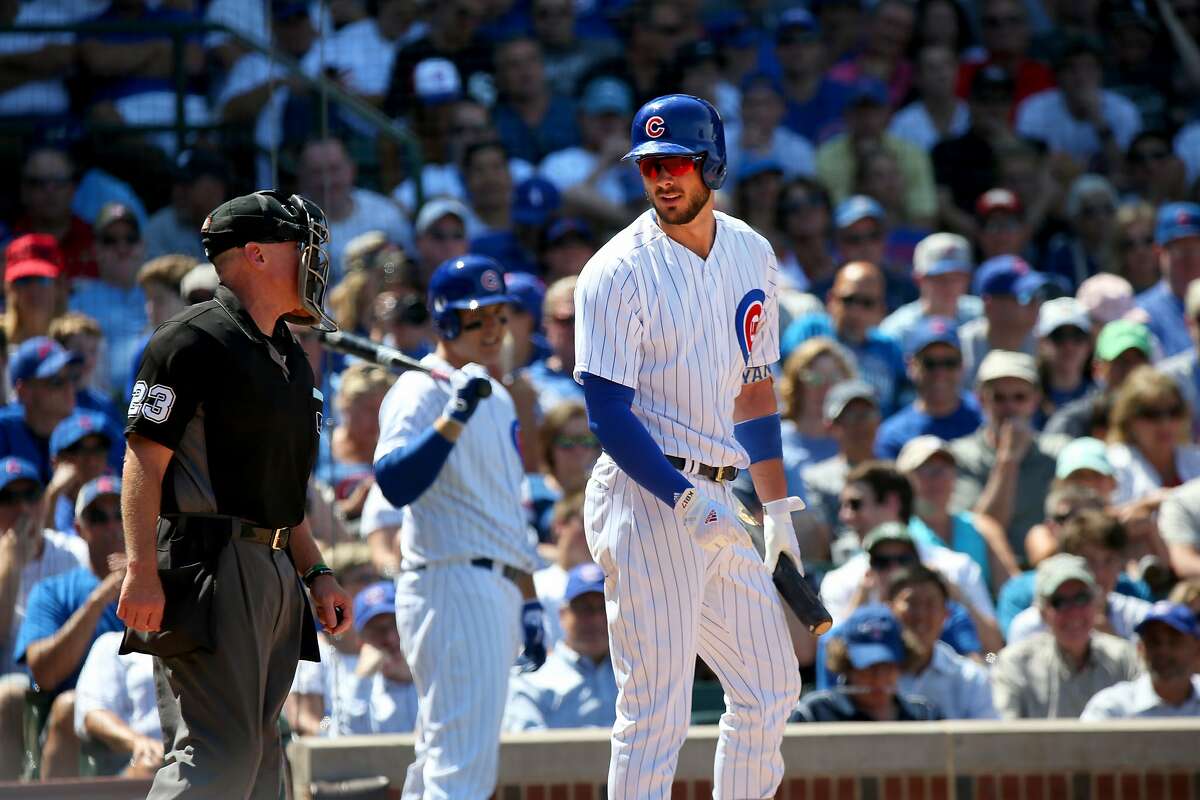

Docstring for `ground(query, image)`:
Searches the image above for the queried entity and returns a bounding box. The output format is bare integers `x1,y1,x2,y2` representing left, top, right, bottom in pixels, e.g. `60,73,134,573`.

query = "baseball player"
373,254,545,800
574,94,805,799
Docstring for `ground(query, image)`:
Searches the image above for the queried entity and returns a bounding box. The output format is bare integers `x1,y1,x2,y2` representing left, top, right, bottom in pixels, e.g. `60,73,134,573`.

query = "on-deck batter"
574,94,806,800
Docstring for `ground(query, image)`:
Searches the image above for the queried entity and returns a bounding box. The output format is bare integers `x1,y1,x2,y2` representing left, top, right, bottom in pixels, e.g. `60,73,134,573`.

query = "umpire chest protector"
127,284,322,526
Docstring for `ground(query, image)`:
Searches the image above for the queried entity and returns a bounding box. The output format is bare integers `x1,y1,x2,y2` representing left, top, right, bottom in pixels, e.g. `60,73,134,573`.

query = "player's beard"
650,184,711,226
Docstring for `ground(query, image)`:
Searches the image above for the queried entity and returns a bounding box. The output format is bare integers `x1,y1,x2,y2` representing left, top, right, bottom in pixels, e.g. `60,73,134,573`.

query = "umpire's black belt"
667,455,739,483
162,514,291,550
407,557,523,584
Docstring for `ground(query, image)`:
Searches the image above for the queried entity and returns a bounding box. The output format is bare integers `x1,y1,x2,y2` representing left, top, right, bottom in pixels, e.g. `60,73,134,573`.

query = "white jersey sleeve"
573,257,643,388
747,250,781,370
374,370,445,463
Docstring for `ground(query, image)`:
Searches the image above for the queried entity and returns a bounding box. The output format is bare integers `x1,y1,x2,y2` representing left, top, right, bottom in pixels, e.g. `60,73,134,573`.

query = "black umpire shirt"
126,284,322,527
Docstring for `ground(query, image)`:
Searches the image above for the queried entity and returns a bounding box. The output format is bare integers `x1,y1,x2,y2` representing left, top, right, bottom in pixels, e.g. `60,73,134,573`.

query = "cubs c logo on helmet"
480,269,502,291
645,115,666,138
735,289,766,363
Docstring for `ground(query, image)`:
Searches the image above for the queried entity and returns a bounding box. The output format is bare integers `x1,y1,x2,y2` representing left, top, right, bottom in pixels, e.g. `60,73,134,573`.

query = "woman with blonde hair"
1114,203,1160,294
528,401,600,541
779,337,855,482
1108,365,1200,505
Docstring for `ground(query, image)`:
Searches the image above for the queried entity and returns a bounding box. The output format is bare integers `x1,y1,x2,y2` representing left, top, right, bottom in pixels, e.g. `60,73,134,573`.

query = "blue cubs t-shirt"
874,396,983,459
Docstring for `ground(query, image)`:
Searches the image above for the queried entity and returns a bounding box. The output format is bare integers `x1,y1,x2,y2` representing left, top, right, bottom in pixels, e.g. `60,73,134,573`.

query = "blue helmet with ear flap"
623,94,727,190
427,254,513,340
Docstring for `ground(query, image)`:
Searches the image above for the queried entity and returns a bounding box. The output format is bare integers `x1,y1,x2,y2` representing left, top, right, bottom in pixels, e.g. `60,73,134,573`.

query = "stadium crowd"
1,0,1200,783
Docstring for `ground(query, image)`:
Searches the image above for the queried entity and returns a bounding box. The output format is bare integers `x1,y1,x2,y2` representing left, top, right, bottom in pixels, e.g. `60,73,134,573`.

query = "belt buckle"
271,528,290,550
713,465,728,482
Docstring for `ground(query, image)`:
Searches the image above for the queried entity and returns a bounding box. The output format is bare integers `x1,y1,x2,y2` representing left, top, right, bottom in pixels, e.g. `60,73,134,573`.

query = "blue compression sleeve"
374,425,455,508
581,372,691,506
734,413,783,464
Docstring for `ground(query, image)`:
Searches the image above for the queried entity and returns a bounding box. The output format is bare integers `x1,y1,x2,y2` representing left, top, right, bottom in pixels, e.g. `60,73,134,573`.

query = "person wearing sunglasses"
1007,510,1153,648
1136,202,1200,359
959,255,1048,389
68,203,149,399
530,402,598,542
44,411,116,536
13,148,98,281
1032,297,1094,426
526,276,584,416
879,231,981,347
993,553,1140,719
117,191,352,798
12,476,127,777
874,316,982,460
1042,175,1120,293
820,466,996,649
1108,366,1200,506
1046,318,1153,441
0,336,82,483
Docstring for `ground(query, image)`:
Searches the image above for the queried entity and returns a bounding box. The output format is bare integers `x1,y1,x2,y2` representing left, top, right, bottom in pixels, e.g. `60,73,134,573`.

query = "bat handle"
427,368,493,398
475,381,492,398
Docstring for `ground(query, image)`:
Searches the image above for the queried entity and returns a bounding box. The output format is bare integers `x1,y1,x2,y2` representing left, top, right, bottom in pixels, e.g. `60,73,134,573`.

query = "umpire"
116,190,353,798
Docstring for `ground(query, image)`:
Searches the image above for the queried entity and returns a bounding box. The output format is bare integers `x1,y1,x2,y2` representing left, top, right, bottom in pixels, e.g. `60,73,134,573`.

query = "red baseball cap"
975,187,1022,219
4,234,62,282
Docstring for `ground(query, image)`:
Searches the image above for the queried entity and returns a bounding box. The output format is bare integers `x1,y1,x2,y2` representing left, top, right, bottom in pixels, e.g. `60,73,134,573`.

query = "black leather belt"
408,557,523,584
666,455,739,483
164,514,291,550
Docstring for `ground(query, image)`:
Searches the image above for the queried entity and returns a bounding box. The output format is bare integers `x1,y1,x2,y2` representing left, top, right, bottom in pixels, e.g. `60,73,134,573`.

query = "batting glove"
674,487,742,550
763,496,806,574
442,362,491,425
515,600,547,673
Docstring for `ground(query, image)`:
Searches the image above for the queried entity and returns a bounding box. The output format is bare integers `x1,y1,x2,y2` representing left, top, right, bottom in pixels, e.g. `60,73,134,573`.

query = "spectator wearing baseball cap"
898,436,1016,593
975,188,1030,263
774,8,856,144
344,581,418,735
1135,202,1200,358
0,337,82,482
69,202,149,399
799,380,881,540
1082,601,1200,719
827,195,918,314
1033,297,1094,425
537,76,642,231
46,411,115,534
874,317,982,460
992,553,1140,719
959,255,1049,389
879,232,981,346
1045,319,1153,440
949,349,1070,557
413,197,471,283
791,604,941,722
4,234,62,346
503,563,616,732
503,271,549,370
540,218,595,281
1007,509,1153,648
143,148,232,263
11,473,125,779
815,76,938,229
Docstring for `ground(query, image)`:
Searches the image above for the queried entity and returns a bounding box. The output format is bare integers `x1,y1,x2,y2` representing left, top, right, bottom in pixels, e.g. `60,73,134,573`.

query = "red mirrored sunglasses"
637,155,701,180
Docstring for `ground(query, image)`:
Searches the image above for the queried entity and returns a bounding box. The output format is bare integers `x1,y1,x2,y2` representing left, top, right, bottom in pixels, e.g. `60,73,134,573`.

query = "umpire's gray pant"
149,538,306,799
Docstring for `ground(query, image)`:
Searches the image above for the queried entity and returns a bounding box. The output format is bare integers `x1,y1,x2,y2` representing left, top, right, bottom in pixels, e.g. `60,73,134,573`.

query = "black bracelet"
302,563,334,587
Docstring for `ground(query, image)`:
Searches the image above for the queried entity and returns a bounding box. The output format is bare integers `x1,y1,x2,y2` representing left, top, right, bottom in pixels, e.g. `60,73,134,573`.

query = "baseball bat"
317,330,492,398
773,554,833,636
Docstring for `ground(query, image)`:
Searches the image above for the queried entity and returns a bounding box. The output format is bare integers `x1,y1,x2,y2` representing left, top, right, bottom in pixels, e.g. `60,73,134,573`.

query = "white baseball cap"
896,435,956,474
413,58,462,105
1035,296,1092,338
913,232,972,277
976,349,1038,387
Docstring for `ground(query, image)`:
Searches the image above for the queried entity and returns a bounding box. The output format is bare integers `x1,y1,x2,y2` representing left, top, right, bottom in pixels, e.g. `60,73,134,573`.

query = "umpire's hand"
309,574,354,635
118,567,166,632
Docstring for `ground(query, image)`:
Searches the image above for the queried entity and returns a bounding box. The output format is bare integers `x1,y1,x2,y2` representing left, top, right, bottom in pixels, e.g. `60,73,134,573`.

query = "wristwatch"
302,563,334,587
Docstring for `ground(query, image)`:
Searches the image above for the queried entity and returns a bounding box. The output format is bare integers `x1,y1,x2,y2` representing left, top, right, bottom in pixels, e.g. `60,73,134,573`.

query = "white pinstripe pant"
394,564,521,800
584,456,801,800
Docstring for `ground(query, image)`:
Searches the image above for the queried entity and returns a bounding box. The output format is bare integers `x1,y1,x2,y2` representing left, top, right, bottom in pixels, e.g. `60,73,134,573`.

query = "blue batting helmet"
428,254,513,340
623,94,727,190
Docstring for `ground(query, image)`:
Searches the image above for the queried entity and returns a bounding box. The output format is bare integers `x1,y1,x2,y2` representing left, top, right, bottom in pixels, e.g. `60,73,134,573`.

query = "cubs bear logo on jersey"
735,289,766,362
645,115,666,138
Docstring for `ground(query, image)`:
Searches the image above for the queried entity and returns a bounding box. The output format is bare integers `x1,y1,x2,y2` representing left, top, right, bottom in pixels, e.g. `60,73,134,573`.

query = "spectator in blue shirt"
782,261,907,415
830,196,918,313
1033,297,1094,427
491,37,580,165
0,337,81,482
504,563,616,731
1137,202,1200,358
526,276,584,415
13,476,124,778
879,232,981,345
774,9,853,145
339,581,418,735
44,412,115,535
875,316,982,458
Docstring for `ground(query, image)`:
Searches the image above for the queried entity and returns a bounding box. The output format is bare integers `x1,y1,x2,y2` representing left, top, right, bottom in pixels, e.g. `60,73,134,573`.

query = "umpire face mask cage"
281,194,338,333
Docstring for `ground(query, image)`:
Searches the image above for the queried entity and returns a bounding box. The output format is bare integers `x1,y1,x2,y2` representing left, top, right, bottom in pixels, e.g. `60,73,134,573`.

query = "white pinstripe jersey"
573,209,780,468
373,354,540,572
